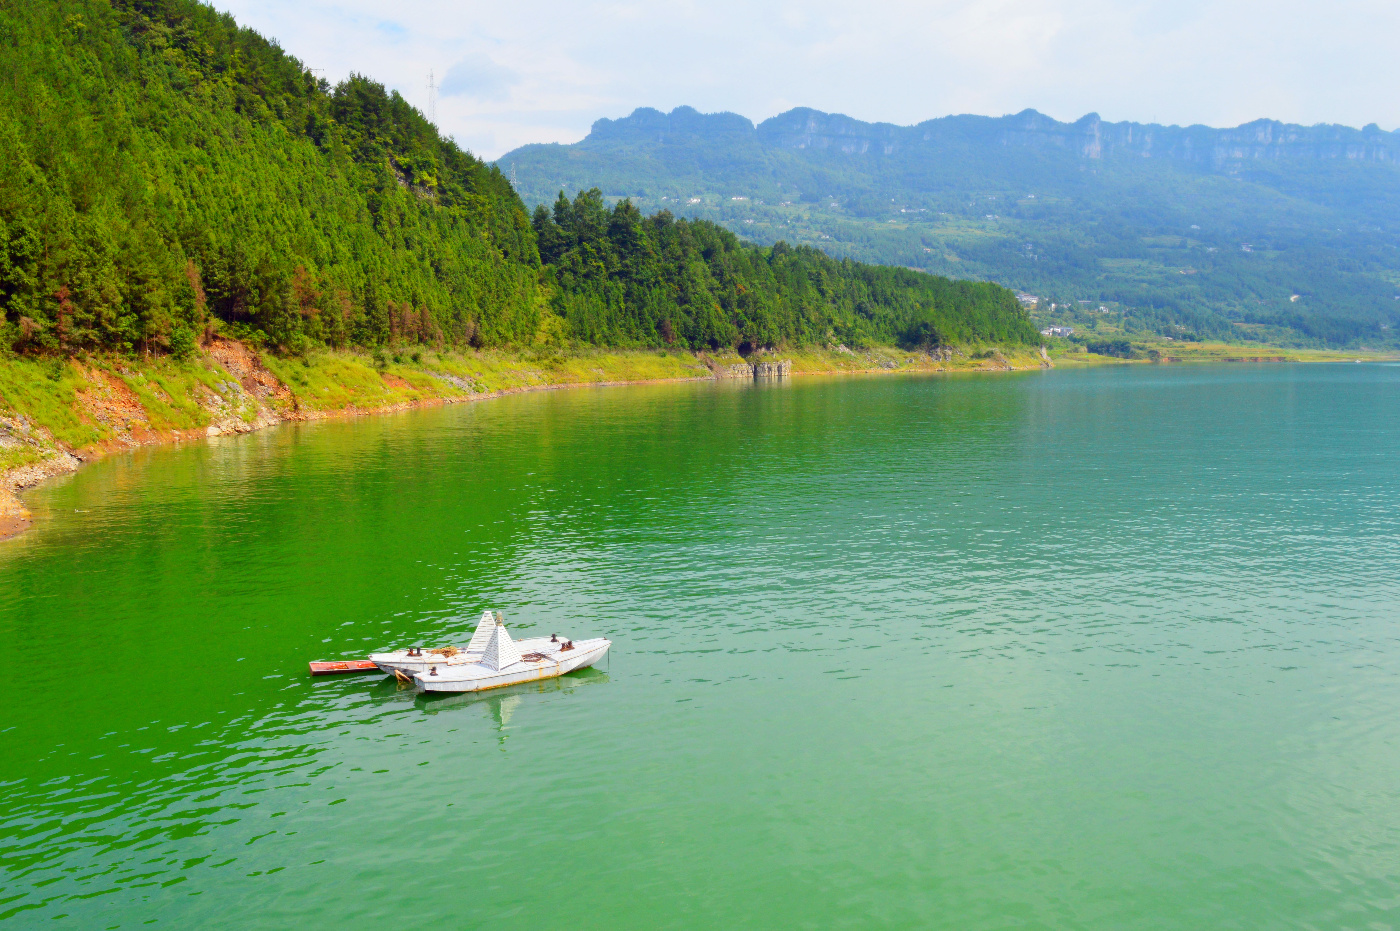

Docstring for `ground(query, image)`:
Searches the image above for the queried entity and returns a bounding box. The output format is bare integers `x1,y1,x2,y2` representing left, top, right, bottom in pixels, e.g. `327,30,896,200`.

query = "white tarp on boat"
465,611,498,654
480,621,522,671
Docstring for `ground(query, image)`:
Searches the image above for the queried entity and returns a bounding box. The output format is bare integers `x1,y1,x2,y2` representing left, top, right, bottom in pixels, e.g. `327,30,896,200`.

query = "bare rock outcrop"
752,360,792,378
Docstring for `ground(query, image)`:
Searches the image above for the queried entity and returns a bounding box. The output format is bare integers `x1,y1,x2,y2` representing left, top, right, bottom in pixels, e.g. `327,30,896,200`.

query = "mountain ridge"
584,105,1400,165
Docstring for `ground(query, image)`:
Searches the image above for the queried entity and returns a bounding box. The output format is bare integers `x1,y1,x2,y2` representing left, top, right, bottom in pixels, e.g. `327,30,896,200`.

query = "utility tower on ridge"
427,69,437,125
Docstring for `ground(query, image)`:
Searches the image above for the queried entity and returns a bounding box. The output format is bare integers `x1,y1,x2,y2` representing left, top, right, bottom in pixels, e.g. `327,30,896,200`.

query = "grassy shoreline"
2,339,1395,540
1048,339,1399,366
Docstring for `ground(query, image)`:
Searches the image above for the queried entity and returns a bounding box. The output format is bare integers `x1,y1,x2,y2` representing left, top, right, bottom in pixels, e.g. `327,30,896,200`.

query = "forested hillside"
503,106,1400,347
0,0,542,354
0,0,1036,357
534,190,1034,348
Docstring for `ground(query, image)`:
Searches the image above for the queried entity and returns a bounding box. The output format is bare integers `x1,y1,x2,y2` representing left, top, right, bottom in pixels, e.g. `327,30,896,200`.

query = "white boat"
370,610,578,679
413,617,610,693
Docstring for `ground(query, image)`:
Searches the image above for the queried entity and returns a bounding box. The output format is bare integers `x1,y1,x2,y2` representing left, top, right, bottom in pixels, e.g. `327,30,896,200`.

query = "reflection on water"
2,365,1399,929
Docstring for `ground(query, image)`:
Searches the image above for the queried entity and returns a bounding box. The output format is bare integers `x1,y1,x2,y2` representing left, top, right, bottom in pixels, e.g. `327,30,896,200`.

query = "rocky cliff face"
586,106,757,146
753,107,1400,165
520,103,1400,188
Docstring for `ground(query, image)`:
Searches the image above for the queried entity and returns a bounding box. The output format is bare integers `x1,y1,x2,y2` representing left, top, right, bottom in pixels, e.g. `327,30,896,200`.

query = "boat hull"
414,639,610,693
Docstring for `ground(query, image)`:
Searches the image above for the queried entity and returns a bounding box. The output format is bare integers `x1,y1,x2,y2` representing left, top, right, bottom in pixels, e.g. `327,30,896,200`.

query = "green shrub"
1087,339,1134,358
168,326,197,360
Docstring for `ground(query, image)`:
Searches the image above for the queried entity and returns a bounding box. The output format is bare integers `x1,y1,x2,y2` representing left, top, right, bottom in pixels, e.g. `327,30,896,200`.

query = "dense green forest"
534,190,1034,348
503,107,1400,348
0,0,1036,357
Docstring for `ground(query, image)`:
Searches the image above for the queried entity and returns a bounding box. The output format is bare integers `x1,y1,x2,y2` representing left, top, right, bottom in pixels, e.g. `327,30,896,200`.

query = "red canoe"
309,659,380,676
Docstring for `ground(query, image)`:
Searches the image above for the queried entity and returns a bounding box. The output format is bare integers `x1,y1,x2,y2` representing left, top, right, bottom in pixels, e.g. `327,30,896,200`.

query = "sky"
217,0,1400,161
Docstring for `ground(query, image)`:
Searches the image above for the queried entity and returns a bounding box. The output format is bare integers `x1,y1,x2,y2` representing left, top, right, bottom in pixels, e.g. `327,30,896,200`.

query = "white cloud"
441,56,520,101
216,0,1400,160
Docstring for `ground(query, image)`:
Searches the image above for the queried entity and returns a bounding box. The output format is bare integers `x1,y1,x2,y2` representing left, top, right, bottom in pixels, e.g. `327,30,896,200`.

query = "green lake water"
2,364,1399,929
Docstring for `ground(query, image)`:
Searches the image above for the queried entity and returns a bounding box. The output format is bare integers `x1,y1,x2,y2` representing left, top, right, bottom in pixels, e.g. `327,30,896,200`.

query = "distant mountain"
501,107,1400,346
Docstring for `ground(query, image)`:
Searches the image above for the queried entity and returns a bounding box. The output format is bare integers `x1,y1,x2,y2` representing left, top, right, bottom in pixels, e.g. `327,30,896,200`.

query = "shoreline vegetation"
3,338,1395,541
